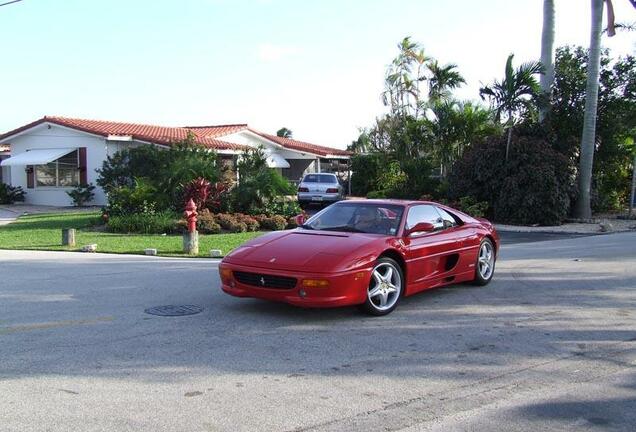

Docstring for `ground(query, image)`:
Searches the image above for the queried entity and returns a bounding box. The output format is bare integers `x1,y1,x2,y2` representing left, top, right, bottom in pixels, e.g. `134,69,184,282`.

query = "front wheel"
359,257,404,316
472,239,495,285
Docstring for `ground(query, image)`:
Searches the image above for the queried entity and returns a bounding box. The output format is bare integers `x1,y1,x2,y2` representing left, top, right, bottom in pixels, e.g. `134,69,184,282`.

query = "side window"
436,207,459,228
405,205,444,231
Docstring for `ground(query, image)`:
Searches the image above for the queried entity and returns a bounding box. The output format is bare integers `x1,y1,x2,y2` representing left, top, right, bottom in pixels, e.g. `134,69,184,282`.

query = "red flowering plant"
182,177,210,211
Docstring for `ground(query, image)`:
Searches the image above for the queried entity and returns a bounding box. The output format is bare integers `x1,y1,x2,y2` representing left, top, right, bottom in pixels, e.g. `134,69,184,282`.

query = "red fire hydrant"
184,199,198,233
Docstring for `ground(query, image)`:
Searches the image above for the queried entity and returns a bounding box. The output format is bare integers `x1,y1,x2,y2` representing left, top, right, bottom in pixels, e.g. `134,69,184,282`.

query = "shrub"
97,134,220,211
449,134,573,225
106,178,158,216
207,182,229,213
214,213,238,230
350,153,385,196
197,209,222,234
230,147,295,213
223,219,247,233
367,190,388,199
0,183,25,204
262,198,302,218
182,177,210,211
67,183,96,207
260,215,287,231
455,196,489,218
234,213,260,231
107,210,179,234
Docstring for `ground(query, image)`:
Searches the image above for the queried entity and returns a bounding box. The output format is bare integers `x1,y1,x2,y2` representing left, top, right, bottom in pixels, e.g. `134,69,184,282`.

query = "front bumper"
219,262,370,308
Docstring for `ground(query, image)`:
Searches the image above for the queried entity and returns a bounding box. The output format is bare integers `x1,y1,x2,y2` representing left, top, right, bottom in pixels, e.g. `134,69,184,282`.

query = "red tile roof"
249,130,351,157
0,116,351,157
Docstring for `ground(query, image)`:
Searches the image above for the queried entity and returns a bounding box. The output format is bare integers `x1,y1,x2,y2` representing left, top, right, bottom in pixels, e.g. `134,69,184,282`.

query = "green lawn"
0,212,264,258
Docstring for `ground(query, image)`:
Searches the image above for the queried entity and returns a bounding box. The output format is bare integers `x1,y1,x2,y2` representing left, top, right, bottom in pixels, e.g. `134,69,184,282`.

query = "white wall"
5,124,138,206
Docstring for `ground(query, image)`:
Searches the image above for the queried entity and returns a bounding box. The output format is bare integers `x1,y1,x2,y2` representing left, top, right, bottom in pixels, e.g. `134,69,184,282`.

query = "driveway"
1,233,635,431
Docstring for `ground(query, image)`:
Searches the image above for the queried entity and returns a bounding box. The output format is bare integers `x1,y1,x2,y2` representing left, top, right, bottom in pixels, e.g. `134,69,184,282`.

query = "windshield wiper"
324,225,365,233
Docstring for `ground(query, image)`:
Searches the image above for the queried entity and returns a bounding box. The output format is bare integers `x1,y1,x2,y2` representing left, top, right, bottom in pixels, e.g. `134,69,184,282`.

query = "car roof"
335,199,436,207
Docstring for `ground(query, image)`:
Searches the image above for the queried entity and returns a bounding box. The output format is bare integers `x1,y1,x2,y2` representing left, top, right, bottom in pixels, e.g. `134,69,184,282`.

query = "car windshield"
302,174,338,183
302,203,405,235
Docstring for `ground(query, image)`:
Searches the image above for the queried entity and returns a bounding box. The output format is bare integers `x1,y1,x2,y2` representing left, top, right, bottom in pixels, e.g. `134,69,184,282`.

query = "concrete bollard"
62,228,76,247
183,231,199,255
145,248,158,256
81,244,97,253
210,249,222,258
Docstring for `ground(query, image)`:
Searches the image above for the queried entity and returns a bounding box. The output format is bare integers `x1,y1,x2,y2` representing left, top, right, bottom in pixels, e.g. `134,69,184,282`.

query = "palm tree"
276,127,292,138
381,37,428,118
479,54,544,161
428,60,466,102
424,100,498,177
575,0,605,219
539,0,555,122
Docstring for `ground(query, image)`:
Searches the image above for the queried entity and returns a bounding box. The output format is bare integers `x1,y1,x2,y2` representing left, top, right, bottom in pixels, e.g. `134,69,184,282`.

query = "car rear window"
303,174,338,183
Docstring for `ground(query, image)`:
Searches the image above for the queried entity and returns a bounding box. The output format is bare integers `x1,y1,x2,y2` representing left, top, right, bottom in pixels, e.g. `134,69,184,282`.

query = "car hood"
224,229,382,273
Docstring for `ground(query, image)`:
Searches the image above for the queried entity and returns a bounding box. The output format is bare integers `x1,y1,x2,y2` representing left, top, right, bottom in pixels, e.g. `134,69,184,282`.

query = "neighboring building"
0,144,9,184
0,116,350,206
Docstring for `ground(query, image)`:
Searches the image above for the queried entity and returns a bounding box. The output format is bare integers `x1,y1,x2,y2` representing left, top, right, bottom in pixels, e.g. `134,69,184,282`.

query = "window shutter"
79,147,87,185
26,165,34,189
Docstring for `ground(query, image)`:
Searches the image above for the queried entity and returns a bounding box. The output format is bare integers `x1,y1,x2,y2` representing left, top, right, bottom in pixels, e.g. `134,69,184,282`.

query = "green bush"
350,154,385,196
455,196,489,218
449,134,573,225
0,183,25,204
97,134,220,211
260,215,287,231
106,178,158,216
262,198,302,218
67,183,96,207
367,190,388,199
107,211,179,234
230,147,295,214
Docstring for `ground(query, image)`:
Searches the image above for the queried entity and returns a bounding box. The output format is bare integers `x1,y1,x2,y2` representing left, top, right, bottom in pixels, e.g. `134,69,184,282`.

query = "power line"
0,0,23,7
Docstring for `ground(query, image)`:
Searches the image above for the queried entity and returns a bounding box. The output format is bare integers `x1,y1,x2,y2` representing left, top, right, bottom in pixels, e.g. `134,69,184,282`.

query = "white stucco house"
0,116,350,206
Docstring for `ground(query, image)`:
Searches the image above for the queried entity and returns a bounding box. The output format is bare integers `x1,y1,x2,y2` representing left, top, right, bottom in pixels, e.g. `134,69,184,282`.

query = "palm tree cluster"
362,37,497,178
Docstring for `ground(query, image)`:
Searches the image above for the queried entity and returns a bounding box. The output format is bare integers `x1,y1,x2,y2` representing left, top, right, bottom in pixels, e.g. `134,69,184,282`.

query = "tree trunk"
630,152,636,217
575,0,604,219
505,112,513,161
539,0,555,122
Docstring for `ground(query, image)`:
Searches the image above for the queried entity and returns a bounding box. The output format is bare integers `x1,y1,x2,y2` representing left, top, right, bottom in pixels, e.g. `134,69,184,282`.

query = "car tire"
359,257,404,316
472,238,495,286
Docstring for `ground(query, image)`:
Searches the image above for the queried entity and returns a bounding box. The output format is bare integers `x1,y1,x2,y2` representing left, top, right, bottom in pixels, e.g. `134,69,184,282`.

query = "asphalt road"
1,232,635,432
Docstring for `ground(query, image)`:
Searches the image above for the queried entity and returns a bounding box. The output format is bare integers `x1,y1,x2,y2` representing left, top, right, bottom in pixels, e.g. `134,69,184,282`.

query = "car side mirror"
405,221,435,236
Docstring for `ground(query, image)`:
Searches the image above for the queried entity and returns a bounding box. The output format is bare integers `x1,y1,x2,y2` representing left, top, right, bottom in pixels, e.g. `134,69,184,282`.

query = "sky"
1,0,634,149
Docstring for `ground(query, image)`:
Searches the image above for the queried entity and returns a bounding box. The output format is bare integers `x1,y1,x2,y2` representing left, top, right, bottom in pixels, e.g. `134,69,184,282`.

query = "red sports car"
219,200,499,315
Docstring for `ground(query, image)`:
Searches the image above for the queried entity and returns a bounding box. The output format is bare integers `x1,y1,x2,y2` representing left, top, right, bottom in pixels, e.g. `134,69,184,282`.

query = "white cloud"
257,43,299,62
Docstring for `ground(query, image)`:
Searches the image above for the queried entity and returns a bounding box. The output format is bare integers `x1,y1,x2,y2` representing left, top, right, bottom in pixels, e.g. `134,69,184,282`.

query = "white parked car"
297,173,343,207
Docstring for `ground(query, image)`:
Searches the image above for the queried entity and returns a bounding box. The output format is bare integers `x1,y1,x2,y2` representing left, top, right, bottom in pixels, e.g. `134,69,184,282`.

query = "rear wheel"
359,257,403,316
472,239,495,285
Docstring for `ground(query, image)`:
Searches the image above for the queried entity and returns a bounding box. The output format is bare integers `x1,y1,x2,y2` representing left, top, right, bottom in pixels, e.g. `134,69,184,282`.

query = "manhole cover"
144,305,204,317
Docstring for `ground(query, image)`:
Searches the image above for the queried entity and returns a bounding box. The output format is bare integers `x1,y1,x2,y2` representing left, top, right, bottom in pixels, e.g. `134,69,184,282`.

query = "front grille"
233,271,297,290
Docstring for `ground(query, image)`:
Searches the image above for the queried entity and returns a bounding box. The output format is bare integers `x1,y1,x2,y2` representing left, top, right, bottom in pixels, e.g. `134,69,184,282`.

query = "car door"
436,206,480,274
402,205,463,292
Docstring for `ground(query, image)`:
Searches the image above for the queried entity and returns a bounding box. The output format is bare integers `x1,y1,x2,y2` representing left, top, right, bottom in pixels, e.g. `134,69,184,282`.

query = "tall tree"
575,0,605,219
428,60,466,102
276,127,293,138
479,54,544,161
539,0,556,122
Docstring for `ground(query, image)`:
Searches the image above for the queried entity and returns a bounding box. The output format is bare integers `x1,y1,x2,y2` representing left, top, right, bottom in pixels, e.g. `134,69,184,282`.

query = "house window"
36,150,80,187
